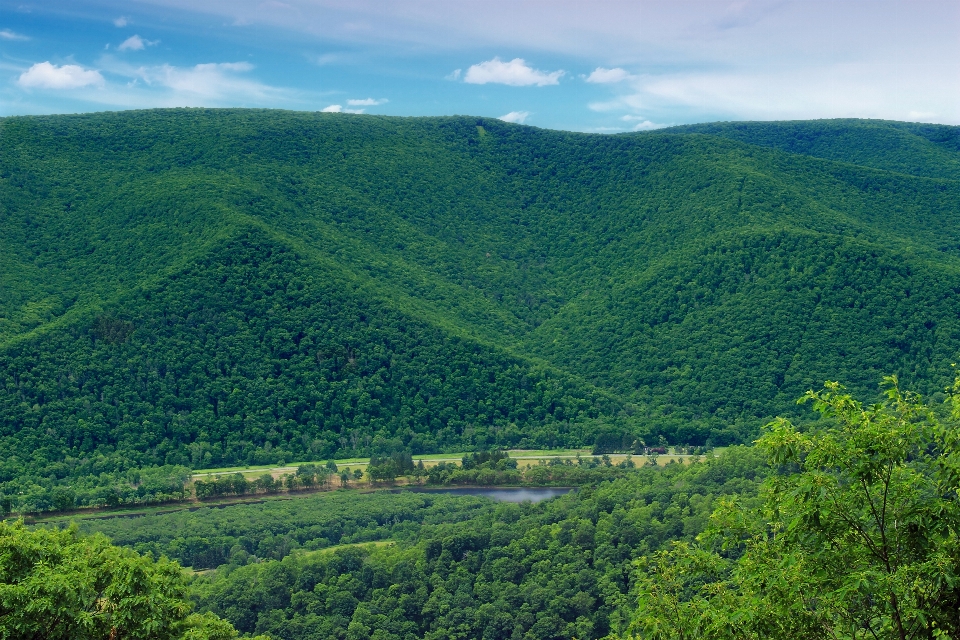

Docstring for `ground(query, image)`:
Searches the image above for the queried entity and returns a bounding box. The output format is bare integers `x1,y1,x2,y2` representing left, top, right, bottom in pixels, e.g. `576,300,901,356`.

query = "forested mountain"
1,110,959,497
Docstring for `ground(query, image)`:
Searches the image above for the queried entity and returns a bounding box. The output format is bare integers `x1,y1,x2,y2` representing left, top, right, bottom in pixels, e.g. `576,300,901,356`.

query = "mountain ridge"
2,109,959,507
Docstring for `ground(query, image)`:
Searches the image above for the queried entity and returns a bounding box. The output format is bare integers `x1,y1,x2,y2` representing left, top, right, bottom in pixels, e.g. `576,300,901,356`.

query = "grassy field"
189,448,709,479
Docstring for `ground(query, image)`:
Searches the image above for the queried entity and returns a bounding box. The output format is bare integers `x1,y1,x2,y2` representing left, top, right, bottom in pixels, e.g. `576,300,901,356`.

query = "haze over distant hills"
1,110,959,484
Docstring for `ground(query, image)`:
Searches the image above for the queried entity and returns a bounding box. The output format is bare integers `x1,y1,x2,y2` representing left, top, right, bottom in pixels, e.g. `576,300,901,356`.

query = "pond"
405,487,574,503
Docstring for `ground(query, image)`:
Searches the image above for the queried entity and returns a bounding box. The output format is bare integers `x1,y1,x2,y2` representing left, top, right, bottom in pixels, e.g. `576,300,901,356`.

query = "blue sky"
2,0,958,131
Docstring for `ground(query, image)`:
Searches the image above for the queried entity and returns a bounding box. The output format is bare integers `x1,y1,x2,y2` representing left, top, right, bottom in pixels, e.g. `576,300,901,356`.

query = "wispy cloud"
708,0,784,32
321,104,365,113
586,67,631,84
125,61,261,99
445,69,461,81
0,29,29,41
616,115,666,131
464,57,563,87
347,97,387,106
311,53,342,66
18,62,105,89
638,64,960,122
583,61,960,127
113,16,128,27
6,52,325,113
498,110,531,123
91,58,301,107
586,126,624,132
908,110,937,121
118,35,159,51
588,95,642,113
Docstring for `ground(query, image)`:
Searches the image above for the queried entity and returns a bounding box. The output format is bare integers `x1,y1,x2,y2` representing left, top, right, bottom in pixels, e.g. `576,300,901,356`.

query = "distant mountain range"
2,110,958,481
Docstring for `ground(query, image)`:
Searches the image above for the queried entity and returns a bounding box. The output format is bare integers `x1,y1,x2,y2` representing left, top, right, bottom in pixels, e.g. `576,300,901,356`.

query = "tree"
626,376,960,640
0,520,265,640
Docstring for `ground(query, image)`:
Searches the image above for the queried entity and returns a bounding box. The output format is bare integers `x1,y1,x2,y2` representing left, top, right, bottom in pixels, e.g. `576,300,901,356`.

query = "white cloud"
498,110,531,124
587,126,624,132
631,120,666,131
113,16,128,27
321,104,363,113
464,57,563,87
445,68,461,81
320,101,364,114
636,64,960,123
586,67,630,83
88,59,292,104
347,97,387,106
312,53,341,66
118,35,159,51
0,29,29,41
616,115,667,131
127,61,268,100
17,62,105,90
208,62,253,72
119,35,145,51
8,57,313,111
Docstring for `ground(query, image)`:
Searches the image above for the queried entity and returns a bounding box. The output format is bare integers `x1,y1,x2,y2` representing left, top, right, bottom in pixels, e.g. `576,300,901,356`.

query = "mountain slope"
0,227,614,483
661,119,960,180
1,110,959,503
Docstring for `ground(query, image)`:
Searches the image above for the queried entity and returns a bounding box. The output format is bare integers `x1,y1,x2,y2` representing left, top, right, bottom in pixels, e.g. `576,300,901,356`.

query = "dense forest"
1,111,959,513
58,447,768,639
13,377,956,639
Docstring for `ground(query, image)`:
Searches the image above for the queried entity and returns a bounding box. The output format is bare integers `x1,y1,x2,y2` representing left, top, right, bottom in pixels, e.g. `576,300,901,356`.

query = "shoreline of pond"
399,486,576,503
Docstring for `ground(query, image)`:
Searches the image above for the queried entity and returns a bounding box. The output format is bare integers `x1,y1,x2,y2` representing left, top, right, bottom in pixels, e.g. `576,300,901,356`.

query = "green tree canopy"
625,377,960,639
0,520,262,640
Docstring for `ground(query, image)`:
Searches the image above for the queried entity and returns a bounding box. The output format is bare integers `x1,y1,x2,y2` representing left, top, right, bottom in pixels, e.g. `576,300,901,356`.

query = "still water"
406,487,574,503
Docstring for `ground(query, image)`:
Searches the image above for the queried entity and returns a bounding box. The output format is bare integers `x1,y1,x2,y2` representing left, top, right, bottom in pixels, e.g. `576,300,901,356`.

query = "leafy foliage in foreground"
0,520,258,640
2,110,960,509
624,378,960,639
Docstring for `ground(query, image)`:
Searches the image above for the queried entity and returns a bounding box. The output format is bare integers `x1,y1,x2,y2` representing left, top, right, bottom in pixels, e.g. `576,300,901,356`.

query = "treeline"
194,463,361,500
1,464,191,515
367,452,419,482
425,450,648,487
590,431,714,455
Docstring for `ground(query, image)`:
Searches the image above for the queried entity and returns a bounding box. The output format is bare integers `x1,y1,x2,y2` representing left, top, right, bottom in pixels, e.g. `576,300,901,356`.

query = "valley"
2,110,960,639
